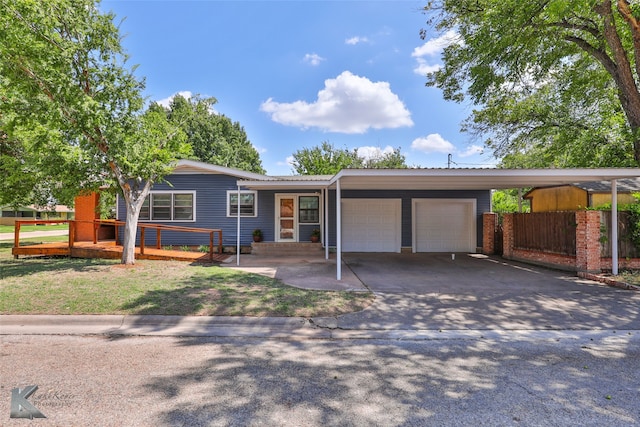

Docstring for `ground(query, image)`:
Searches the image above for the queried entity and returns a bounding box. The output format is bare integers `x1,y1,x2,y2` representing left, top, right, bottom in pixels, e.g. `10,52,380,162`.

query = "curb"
1,315,638,342
578,272,640,291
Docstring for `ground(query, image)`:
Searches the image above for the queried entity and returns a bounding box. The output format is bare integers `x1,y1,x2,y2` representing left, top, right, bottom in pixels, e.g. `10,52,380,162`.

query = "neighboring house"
116,160,491,253
524,178,640,212
0,205,74,226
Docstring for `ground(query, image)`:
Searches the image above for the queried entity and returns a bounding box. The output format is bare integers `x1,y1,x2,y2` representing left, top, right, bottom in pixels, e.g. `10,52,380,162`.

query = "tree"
0,0,189,264
422,0,640,166
361,147,408,169
291,141,407,175
160,95,265,174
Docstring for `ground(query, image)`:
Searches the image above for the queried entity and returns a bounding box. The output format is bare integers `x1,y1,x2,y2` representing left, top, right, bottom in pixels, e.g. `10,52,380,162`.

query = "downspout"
324,186,329,260
336,178,342,280
612,180,618,275
236,185,241,266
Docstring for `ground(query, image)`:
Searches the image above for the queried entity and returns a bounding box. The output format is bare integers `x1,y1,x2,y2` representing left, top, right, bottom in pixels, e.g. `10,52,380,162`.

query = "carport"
238,168,640,279
328,168,640,279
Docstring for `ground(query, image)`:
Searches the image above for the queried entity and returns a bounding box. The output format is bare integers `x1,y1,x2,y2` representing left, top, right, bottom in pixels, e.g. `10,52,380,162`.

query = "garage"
412,198,476,252
342,198,401,252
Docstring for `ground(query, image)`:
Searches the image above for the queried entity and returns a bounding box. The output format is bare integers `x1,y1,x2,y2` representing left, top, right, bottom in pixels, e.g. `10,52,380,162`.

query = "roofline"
172,159,274,181
329,167,640,185
238,179,332,189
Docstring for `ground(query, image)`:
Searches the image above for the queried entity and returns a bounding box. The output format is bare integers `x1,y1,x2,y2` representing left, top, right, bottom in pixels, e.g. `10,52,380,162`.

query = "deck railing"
13,219,223,261
92,219,223,260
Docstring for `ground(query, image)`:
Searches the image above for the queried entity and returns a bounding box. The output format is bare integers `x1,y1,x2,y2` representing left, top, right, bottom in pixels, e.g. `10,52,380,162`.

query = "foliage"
0,0,190,263
291,141,407,175
492,189,530,213
158,95,265,173
592,193,640,249
423,1,640,167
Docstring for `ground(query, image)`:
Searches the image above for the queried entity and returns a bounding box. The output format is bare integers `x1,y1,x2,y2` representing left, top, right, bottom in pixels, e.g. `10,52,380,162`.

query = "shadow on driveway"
340,253,640,331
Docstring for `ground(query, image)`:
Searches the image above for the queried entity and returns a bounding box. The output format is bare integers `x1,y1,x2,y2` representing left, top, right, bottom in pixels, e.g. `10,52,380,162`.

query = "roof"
573,177,640,193
171,159,272,181
239,167,640,191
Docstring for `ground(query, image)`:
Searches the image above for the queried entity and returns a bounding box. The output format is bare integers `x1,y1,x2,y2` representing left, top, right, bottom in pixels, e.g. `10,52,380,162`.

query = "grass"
0,238,374,317
616,271,640,286
0,224,69,234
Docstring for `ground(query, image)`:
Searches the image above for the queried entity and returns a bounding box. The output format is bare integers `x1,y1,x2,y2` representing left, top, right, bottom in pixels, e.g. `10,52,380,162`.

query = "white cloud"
260,71,413,134
412,30,459,75
459,144,484,157
413,58,442,76
156,90,193,108
253,144,267,154
356,145,395,160
411,133,456,154
345,36,369,45
277,155,295,167
303,53,325,66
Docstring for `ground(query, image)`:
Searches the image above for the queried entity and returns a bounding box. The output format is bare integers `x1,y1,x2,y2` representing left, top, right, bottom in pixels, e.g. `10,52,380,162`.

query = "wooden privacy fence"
600,211,639,258
513,212,577,255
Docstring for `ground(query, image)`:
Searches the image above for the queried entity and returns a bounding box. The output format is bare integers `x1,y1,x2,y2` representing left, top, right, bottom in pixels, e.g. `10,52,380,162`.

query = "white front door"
276,195,296,242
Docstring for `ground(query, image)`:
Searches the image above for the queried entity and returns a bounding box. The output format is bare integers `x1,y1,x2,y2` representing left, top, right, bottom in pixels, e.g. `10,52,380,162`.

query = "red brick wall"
575,210,601,273
501,210,626,273
482,212,497,255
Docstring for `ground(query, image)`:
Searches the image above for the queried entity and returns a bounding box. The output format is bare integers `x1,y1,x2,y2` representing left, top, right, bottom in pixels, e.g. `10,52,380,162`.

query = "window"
299,196,319,223
139,192,195,221
227,191,257,217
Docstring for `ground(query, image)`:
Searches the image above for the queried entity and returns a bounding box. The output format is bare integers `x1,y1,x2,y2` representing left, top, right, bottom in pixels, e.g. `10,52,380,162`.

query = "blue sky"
102,0,494,175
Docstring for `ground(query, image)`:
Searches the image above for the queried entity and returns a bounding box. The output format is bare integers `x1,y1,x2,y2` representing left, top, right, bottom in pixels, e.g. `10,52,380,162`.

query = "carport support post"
336,178,342,280
324,187,329,260
612,180,618,275
236,185,241,266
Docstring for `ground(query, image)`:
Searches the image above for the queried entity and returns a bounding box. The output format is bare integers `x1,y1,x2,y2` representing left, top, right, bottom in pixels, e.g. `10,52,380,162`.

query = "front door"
276,195,296,242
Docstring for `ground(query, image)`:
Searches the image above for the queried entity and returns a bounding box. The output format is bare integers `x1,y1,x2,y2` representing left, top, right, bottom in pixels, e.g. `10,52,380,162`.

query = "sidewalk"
0,229,68,241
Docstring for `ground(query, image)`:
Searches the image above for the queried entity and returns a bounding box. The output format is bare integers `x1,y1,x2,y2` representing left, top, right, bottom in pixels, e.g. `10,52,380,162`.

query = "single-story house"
524,178,640,212
116,159,640,277
0,204,74,226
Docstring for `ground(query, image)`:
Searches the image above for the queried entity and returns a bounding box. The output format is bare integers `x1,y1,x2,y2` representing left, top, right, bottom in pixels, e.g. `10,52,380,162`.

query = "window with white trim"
227,191,257,217
139,192,195,221
299,196,320,223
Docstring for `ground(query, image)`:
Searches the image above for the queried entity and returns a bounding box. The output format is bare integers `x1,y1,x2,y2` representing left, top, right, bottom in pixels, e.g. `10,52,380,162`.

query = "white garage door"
413,199,476,252
342,199,401,252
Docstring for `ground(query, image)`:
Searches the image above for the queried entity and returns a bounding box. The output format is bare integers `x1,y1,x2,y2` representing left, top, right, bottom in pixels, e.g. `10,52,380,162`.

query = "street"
1,333,638,426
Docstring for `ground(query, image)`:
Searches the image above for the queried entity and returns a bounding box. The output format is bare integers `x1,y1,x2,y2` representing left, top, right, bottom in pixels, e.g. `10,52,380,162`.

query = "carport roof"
238,168,640,190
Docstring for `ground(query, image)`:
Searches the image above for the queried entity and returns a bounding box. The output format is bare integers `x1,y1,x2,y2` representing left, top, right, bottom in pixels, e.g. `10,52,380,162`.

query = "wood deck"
11,220,228,263
12,241,230,263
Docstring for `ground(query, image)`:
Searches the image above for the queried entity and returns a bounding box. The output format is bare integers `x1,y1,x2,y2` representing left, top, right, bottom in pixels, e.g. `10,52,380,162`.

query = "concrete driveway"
334,253,640,331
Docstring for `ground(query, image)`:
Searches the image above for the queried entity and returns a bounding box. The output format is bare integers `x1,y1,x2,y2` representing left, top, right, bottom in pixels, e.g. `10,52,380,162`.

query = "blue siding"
117,174,491,249
325,189,491,249
117,174,276,246
116,176,326,246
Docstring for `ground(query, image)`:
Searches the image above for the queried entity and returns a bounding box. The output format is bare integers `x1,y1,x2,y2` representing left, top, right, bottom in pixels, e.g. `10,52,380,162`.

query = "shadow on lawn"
0,251,117,280
119,270,279,316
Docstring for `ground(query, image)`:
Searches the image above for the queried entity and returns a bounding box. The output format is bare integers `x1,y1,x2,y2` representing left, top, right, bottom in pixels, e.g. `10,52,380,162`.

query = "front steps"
251,242,323,256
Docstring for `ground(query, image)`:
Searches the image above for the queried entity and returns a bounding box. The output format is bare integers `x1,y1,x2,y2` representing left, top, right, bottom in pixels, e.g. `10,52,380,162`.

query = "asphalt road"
1,333,638,426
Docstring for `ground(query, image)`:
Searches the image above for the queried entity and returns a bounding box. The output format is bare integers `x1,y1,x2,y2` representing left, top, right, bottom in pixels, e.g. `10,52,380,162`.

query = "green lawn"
0,224,69,234
0,238,374,317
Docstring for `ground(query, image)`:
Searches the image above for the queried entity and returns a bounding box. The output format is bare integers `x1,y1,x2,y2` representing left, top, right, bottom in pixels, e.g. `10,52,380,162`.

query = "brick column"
575,210,601,273
502,213,514,259
483,212,497,255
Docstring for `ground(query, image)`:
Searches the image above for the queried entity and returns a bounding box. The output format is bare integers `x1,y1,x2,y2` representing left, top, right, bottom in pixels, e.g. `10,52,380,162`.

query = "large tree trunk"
118,179,152,265
121,204,140,264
